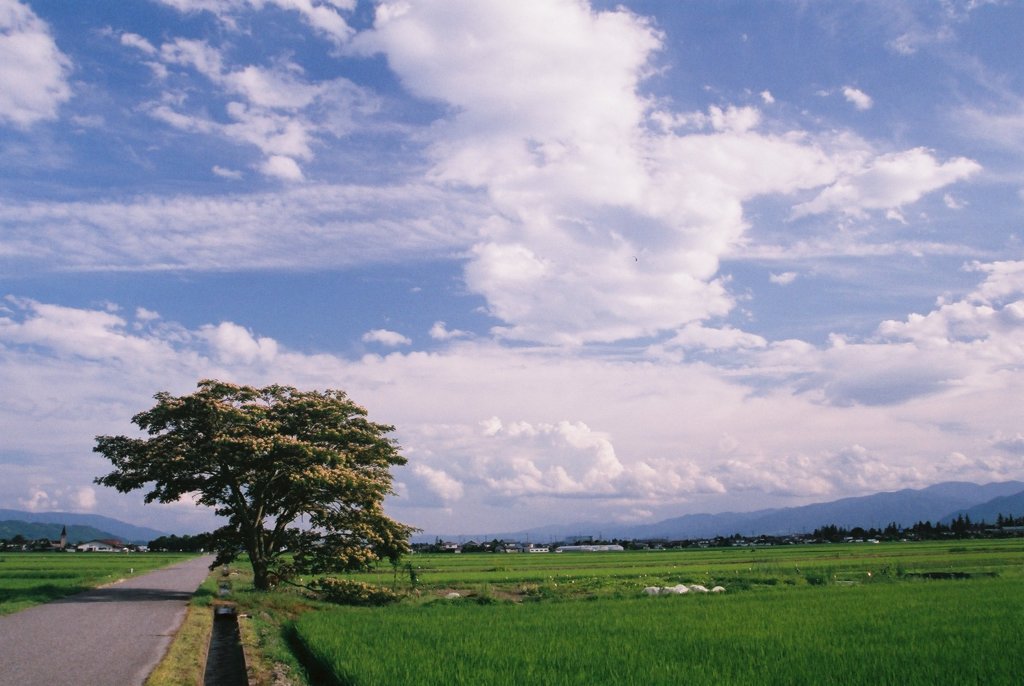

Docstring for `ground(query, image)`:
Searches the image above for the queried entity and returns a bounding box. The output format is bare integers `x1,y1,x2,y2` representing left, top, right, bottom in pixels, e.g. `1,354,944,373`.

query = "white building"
76,539,125,552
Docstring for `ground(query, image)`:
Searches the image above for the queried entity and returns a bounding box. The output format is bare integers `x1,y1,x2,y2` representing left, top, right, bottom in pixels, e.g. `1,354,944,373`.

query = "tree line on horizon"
411,514,1024,553
810,512,1024,542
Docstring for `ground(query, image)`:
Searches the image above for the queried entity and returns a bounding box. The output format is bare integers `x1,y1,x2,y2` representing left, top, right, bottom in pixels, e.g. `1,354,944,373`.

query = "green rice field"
0,552,197,615
348,539,1024,598
293,540,1024,685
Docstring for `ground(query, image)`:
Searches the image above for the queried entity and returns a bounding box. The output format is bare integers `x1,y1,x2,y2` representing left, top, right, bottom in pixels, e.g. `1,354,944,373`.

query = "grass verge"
231,574,327,686
144,569,218,686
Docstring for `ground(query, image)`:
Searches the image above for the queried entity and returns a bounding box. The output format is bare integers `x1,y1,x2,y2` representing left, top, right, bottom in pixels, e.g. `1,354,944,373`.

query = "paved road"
0,555,215,686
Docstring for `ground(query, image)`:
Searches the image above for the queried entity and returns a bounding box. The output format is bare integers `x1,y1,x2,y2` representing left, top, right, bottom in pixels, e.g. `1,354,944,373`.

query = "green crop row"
294,576,1024,685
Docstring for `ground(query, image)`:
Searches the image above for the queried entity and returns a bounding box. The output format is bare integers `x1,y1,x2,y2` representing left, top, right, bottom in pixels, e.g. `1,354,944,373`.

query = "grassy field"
291,540,1024,685
0,552,197,615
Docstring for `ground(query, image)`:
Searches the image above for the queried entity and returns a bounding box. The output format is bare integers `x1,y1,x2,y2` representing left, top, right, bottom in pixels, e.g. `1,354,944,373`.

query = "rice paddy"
292,539,1024,685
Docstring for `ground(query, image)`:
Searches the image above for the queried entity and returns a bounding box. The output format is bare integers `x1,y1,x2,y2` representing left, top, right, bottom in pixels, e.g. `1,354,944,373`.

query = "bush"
312,578,400,606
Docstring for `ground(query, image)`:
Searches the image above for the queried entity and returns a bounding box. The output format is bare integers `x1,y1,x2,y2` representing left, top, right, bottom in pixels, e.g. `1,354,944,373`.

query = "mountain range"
0,509,167,544
422,481,1024,542
6,480,1024,546
951,489,1024,525
0,521,122,544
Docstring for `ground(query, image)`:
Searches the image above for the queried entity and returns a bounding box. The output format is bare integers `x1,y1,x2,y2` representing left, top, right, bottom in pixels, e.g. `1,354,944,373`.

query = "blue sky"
1,0,1023,536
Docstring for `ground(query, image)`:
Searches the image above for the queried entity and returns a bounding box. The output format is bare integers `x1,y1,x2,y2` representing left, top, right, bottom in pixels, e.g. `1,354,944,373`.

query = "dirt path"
0,555,214,686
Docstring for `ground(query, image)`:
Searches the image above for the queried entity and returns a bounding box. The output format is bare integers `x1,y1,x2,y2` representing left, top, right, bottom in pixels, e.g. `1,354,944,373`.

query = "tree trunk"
251,556,271,590
244,522,272,590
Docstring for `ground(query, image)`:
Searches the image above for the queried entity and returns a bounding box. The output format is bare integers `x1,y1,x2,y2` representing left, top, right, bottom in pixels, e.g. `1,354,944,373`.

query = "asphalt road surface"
0,555,214,686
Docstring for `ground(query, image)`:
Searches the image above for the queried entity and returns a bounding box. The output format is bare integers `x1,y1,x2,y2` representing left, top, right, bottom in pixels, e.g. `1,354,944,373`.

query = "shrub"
312,578,400,606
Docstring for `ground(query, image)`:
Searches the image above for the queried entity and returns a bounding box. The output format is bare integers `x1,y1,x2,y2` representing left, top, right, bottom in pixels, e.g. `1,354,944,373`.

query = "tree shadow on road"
54,585,209,604
1,584,93,614
2,578,215,615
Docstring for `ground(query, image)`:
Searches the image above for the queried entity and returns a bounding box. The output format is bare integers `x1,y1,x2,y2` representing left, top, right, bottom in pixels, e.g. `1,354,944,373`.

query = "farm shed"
76,539,125,552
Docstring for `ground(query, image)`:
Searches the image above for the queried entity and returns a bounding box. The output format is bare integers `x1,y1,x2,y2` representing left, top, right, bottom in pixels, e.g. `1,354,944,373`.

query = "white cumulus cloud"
356,1,852,344
842,86,873,111
792,147,980,218
0,0,72,128
770,271,798,285
212,165,244,179
664,324,767,352
362,329,412,347
259,155,304,181
201,322,279,364
429,321,471,341
410,464,464,504
120,32,157,55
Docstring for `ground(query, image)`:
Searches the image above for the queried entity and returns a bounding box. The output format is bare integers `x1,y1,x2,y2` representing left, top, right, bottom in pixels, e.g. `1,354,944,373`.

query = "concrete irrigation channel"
0,555,214,686
204,581,248,686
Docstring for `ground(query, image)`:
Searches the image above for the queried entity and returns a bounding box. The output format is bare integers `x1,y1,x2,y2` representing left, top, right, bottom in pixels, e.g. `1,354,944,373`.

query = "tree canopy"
94,379,415,589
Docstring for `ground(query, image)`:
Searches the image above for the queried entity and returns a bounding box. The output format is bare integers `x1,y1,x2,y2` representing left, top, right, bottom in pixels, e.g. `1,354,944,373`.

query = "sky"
1,0,1023,537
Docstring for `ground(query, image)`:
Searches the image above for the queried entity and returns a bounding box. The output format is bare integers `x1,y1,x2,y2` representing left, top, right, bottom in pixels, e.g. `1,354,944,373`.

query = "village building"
76,539,126,552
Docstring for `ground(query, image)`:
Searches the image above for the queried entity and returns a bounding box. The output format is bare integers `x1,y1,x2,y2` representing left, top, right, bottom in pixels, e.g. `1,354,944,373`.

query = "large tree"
94,380,415,590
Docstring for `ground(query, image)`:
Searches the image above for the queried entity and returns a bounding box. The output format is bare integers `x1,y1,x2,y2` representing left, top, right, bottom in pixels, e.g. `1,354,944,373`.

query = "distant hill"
941,490,1024,525
419,481,1024,542
620,481,1024,540
0,509,166,544
0,521,119,543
